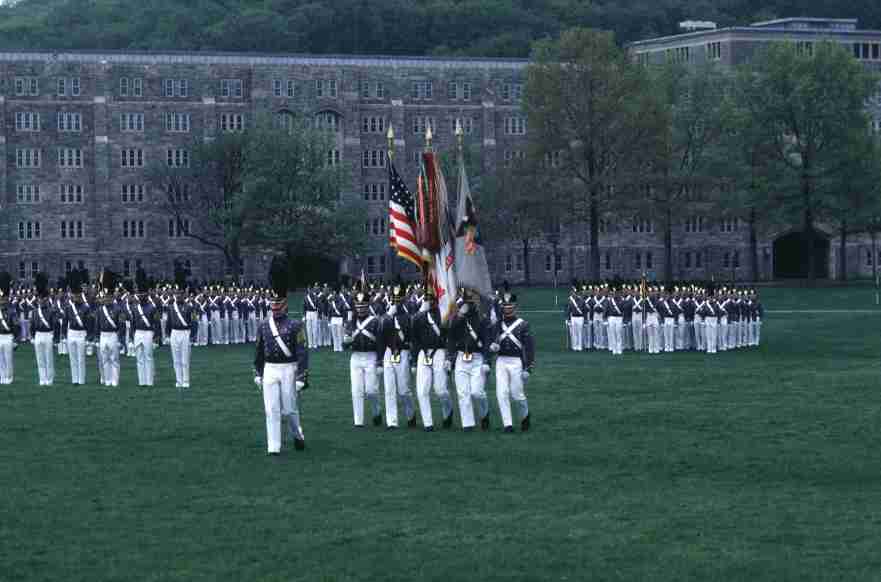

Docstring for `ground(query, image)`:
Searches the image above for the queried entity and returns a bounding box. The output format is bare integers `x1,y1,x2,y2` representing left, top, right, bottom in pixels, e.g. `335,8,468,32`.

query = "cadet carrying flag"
421,151,458,324
388,157,422,269
453,156,493,297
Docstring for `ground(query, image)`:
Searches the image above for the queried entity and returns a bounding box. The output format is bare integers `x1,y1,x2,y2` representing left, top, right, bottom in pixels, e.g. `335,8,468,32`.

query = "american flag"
388,158,423,268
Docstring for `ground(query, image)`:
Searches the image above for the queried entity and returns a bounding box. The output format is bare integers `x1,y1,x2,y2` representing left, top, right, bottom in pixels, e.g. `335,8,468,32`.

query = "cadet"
253,282,309,455
32,284,58,386
303,285,320,349
381,285,418,429
0,290,19,384
566,282,586,352
95,289,125,387
344,289,385,427
169,286,198,389
132,287,161,387
410,287,454,431
489,287,534,432
447,288,492,431
65,290,91,385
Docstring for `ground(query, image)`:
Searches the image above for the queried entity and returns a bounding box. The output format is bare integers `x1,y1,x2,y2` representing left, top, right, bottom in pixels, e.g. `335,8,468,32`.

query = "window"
168,182,190,203
121,184,146,203
448,81,472,101
14,77,39,96
168,219,190,238
16,183,40,204
362,150,387,168
412,116,436,136
15,112,41,132
707,41,722,60
379,255,386,274
121,148,144,168
220,79,243,98
18,261,39,280
16,148,41,168
287,80,296,98
362,116,386,134
220,113,245,132
273,79,282,97
275,111,295,132
450,117,474,135
695,251,703,268
163,79,189,97
635,252,642,270
122,220,146,239
60,220,84,239
71,77,81,96
505,255,513,273
733,250,740,268
374,81,385,99
57,148,83,168
315,79,338,98
543,150,562,168
632,218,654,233
556,254,563,272
867,249,873,267
17,221,42,240
720,218,739,233
684,251,692,269
646,252,654,269
684,216,705,233
58,78,66,96
598,219,608,234
57,112,82,132
545,254,552,272
327,149,341,166
367,256,376,274
123,260,131,278
361,80,384,99
314,111,340,132
515,253,523,272
166,148,190,168
504,116,527,135
411,80,433,100
503,150,526,168
120,113,144,132
120,77,130,96
133,78,143,97
165,112,191,132
502,83,523,101
723,252,731,268
363,183,387,201
60,184,84,204
665,46,692,64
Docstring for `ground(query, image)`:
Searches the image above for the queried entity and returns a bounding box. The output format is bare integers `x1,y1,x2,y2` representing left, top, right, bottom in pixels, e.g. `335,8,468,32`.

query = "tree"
149,115,366,280
523,28,662,279
738,41,879,281
639,62,730,281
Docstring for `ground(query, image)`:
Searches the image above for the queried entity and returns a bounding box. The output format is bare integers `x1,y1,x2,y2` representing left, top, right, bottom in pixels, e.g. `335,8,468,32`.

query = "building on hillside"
628,17,881,281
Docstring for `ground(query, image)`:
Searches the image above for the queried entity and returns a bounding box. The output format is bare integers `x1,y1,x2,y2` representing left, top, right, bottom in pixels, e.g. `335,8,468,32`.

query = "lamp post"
546,230,560,307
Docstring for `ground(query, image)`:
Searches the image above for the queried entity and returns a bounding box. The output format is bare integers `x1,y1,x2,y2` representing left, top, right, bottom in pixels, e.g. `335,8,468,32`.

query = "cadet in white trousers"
448,290,492,431
344,291,384,427
169,289,196,389
132,291,160,387
0,291,17,384
96,293,122,387
65,297,90,385
604,291,625,356
381,287,417,429
566,286,585,352
253,285,308,455
490,288,533,433
411,290,454,431
32,296,57,386
303,290,320,349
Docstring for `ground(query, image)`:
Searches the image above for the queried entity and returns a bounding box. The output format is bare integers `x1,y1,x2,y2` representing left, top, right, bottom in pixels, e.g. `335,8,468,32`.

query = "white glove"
481,364,490,375
443,360,452,372
254,376,263,388
295,381,305,392
387,305,397,316
521,370,530,381
489,342,500,353
459,303,470,315
419,302,430,313
343,334,353,344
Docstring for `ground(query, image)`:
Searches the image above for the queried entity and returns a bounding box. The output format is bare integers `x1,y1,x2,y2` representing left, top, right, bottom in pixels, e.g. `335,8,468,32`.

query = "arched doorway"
773,230,830,278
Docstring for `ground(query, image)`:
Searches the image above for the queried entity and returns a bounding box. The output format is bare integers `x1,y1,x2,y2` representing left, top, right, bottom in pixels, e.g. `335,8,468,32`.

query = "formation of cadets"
0,281,274,388
564,281,765,355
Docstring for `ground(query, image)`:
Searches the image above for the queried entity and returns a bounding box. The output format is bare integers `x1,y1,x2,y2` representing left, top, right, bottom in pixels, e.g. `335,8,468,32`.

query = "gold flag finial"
425,125,433,150
386,124,395,161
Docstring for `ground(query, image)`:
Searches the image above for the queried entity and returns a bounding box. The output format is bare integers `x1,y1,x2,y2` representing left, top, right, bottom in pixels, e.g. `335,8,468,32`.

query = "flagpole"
423,125,433,285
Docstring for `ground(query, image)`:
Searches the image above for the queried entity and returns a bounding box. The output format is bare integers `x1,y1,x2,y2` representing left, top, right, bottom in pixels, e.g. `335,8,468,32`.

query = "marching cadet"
303,285,320,349
95,289,125,387
55,289,68,356
132,287,161,387
411,287,454,431
169,286,198,389
32,284,59,386
159,287,171,344
65,290,91,385
567,282,586,352
343,288,385,427
0,289,19,385
253,280,309,455
124,290,137,357
699,291,721,354
17,290,33,343
489,287,534,432
604,286,625,356
642,288,661,355
447,288,493,431
381,285,418,430
329,288,347,352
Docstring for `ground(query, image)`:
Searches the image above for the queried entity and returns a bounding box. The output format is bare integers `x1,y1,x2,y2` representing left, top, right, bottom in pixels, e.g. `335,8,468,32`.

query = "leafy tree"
523,28,662,279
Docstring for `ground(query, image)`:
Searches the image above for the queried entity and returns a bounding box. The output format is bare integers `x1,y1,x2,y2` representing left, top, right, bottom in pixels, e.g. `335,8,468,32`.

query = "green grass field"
1,287,879,581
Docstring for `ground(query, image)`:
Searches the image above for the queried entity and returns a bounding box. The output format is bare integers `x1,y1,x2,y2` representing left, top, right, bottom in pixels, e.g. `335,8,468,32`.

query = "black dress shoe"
294,438,305,451
521,414,531,432
267,451,280,456
463,426,474,433
354,424,366,429
503,426,514,433
407,416,419,429
480,415,490,431
386,425,398,431
372,414,382,427
442,413,454,429
424,426,434,432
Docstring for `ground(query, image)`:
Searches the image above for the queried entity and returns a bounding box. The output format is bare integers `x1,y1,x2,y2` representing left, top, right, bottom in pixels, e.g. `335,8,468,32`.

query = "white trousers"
607,316,623,355
632,318,644,351
133,330,155,386
0,334,14,384
210,311,222,345
495,355,528,428
593,319,606,349
583,319,593,350
350,351,380,426
663,319,674,352
197,315,209,346
67,329,87,385
675,315,686,350
728,321,739,349
221,315,231,345
569,317,584,351
415,349,453,428
247,313,258,342
454,352,488,429
320,316,330,347
160,313,169,343
645,315,660,354
34,331,55,385
754,320,762,346
171,329,192,387
19,319,30,343
718,317,728,351
262,363,301,453
330,317,344,352
305,311,318,349
705,319,718,354
695,319,705,351
98,332,120,387
383,348,415,427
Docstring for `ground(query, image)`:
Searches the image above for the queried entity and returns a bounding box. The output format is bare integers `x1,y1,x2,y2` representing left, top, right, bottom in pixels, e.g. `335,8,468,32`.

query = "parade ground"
1,285,879,581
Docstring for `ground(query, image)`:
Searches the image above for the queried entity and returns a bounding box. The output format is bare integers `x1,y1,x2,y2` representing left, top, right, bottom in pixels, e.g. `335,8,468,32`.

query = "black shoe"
480,415,490,431
424,426,434,432
407,416,419,429
386,425,398,431
463,426,474,433
521,414,531,432
294,438,305,451
267,451,280,456
354,424,366,429
442,413,454,429
372,414,382,427
503,426,514,433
